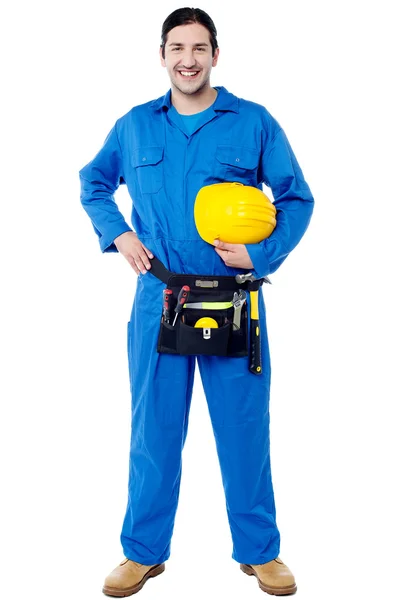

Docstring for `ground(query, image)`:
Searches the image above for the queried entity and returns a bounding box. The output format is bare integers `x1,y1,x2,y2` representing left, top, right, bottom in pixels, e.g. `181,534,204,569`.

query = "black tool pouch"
158,282,248,357
150,257,264,358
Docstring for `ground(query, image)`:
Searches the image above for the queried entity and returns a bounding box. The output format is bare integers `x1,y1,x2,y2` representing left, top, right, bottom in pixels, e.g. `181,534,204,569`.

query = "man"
79,7,314,596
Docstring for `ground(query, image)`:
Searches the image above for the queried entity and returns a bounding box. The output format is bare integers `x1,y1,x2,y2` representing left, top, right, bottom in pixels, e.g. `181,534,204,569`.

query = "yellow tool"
194,317,219,328
249,290,261,373
184,301,232,309
235,272,263,375
193,317,219,341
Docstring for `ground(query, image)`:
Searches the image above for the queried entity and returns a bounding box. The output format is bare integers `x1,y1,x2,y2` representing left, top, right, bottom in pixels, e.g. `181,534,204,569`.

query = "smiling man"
161,23,219,114
80,7,313,597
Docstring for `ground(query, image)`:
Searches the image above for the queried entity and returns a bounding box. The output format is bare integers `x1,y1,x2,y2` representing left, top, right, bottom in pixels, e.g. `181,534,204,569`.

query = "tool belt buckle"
195,279,219,288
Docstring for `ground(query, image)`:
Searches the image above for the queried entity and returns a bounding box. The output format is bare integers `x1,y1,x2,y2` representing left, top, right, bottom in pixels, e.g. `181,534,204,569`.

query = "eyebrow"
168,42,209,47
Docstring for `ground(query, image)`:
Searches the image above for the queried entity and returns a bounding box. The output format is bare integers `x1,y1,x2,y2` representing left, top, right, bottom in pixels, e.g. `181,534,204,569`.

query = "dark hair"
160,7,218,59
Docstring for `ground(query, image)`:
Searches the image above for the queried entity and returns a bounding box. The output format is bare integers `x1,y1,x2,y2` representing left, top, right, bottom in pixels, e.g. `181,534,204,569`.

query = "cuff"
245,241,271,279
100,223,133,253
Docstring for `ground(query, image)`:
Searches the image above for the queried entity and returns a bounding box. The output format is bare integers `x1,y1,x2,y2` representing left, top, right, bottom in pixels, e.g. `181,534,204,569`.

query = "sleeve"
245,124,314,278
79,122,133,253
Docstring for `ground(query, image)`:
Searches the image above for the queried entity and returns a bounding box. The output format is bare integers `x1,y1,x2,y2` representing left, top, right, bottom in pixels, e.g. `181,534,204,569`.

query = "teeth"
180,71,199,77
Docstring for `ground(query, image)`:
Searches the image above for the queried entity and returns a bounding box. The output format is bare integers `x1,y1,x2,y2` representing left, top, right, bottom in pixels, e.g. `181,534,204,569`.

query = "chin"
174,82,201,95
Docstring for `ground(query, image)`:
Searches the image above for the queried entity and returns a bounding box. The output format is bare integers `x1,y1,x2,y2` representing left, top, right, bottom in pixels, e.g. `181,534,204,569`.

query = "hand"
114,231,154,275
213,239,254,270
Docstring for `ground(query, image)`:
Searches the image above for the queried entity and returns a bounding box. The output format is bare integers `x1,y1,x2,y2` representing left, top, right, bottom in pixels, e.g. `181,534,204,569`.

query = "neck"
171,84,217,115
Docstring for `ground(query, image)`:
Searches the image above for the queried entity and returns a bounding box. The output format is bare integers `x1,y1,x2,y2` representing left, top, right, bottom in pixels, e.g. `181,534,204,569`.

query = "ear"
159,46,166,67
212,47,220,67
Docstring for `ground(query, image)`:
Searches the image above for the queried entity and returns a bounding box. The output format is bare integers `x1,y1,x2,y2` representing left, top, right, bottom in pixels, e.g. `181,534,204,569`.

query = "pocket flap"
132,146,164,167
215,145,259,170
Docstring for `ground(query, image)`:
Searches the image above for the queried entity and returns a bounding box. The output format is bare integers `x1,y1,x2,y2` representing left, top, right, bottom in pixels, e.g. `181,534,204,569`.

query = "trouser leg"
120,309,195,565
196,293,280,564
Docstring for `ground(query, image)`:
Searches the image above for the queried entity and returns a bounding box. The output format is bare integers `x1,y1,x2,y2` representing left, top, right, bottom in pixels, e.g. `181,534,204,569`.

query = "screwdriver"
162,288,173,324
172,285,190,326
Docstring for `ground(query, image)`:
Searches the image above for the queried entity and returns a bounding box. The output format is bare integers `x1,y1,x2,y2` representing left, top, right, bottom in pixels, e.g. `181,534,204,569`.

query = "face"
160,22,219,95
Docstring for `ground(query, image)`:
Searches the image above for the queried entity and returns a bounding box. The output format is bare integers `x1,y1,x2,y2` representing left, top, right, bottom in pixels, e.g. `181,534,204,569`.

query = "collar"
149,85,239,113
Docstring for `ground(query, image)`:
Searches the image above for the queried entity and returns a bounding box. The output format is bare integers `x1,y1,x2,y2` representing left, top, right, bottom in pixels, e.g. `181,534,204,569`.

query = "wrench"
232,290,247,329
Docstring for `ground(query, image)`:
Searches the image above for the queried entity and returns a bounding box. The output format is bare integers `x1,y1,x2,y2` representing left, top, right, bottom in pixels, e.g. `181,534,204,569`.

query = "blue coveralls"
79,86,314,566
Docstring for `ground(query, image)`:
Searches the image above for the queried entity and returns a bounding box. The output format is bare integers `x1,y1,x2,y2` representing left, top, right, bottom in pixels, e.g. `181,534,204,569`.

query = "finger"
139,252,152,270
143,246,154,259
126,248,151,273
214,250,226,264
216,240,240,251
134,254,150,274
127,256,140,275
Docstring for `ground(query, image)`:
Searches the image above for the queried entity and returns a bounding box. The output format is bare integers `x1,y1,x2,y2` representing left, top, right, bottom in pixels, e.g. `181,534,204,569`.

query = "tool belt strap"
148,256,266,292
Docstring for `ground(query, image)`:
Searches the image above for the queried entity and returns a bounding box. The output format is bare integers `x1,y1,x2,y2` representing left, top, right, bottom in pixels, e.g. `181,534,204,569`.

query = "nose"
180,49,197,69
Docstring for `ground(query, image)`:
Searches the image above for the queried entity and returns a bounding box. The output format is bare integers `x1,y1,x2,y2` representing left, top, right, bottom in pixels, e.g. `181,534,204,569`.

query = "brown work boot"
102,557,165,597
240,556,297,595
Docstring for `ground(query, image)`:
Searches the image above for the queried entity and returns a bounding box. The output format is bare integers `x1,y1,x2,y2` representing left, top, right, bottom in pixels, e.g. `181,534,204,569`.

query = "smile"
178,70,200,78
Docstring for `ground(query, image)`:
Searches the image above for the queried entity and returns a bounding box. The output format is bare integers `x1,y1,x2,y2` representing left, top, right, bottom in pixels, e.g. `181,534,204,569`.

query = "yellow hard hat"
194,182,277,245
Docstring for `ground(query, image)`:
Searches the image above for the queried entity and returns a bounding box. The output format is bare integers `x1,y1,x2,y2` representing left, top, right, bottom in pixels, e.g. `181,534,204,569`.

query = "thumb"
213,239,233,250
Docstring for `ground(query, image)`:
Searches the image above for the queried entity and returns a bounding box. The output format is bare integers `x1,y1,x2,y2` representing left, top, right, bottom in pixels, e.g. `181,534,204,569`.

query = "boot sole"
102,563,165,597
240,563,297,596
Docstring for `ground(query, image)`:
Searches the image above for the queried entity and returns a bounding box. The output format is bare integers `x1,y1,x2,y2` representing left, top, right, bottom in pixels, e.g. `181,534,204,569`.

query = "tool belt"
149,257,270,373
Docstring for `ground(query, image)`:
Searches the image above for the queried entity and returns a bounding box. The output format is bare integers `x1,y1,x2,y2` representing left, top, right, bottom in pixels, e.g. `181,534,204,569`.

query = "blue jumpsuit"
79,86,314,566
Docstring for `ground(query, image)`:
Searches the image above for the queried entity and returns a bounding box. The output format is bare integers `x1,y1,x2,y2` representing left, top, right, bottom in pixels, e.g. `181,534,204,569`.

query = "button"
235,157,240,162
142,157,147,161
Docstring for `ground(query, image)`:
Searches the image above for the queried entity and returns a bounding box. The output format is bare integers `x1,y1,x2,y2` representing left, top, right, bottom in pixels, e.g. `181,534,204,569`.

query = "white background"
1,1,398,598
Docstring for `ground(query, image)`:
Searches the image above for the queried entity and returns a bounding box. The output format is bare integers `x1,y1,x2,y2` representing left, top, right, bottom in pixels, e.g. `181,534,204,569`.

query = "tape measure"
194,317,219,329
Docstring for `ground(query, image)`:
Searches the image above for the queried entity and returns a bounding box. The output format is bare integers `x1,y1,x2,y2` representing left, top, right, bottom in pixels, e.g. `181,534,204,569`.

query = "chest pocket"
131,146,164,194
215,145,259,184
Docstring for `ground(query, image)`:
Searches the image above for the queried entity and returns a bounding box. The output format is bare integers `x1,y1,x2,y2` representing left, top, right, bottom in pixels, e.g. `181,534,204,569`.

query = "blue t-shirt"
170,90,218,135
